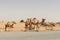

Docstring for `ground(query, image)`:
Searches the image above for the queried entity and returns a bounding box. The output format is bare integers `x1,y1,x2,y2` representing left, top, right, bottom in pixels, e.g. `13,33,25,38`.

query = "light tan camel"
31,18,40,32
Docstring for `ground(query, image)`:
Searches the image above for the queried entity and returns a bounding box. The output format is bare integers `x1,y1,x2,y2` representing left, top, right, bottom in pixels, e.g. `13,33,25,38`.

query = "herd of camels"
4,18,60,32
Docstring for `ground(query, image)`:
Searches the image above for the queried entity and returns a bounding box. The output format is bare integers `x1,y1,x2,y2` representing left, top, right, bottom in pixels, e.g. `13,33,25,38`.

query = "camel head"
42,18,46,23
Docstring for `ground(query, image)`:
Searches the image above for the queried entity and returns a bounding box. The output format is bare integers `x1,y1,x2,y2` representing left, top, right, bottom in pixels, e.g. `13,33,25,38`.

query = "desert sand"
0,21,60,32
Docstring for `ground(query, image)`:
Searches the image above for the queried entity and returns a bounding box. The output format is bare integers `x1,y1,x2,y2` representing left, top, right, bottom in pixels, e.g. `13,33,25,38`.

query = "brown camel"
40,19,55,30
5,22,16,31
25,18,32,31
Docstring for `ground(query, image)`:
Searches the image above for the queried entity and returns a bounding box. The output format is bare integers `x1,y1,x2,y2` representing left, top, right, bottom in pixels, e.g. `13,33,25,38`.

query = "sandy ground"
0,22,60,32
0,31,60,40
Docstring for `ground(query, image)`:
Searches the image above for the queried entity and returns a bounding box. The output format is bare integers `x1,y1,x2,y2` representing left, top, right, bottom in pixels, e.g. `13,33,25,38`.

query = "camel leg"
24,25,30,32
24,26,28,32
5,26,7,31
31,24,35,31
50,27,53,30
33,25,38,32
35,25,39,32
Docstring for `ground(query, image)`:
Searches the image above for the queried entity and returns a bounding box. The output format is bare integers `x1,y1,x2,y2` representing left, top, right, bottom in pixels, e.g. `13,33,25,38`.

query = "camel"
5,22,16,31
31,18,40,32
40,19,55,30
42,22,55,30
25,18,40,32
40,18,46,25
25,18,32,31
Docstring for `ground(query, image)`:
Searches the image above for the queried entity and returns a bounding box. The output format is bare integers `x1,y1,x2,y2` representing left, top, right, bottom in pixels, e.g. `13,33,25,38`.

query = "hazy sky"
0,0,60,22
